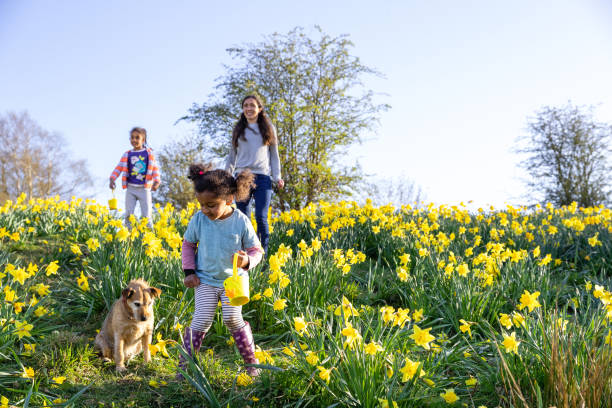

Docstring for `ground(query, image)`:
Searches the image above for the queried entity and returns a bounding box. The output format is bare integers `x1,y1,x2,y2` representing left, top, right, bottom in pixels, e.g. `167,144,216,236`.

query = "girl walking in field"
109,127,161,230
179,163,264,378
225,95,284,255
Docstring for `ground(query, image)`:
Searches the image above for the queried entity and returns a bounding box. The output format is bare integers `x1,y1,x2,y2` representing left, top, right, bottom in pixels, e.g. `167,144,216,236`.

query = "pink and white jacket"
109,147,161,189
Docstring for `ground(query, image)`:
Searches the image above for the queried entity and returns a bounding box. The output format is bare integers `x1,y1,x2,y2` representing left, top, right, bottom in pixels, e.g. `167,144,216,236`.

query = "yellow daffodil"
77,271,90,292
499,313,513,330
440,388,459,404
13,302,25,313
518,290,541,312
293,316,307,335
86,238,100,252
502,332,520,354
400,357,423,381
9,267,29,285
377,398,399,408
22,343,36,356
15,320,33,339
305,351,319,366
45,261,59,276
317,365,331,383
34,306,48,317
511,312,526,328
380,306,395,324
254,346,274,364
52,376,66,385
237,372,253,386
410,325,435,350
334,296,360,318
364,341,383,356
4,286,17,303
149,333,171,357
273,298,287,311
341,322,362,349
22,366,35,379
459,319,473,338
412,309,424,322
282,346,296,357
70,244,82,256
588,233,602,247
31,283,50,296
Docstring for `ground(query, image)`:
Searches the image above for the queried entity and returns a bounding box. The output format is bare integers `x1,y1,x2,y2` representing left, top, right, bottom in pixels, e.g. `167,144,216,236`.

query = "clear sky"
1,0,612,209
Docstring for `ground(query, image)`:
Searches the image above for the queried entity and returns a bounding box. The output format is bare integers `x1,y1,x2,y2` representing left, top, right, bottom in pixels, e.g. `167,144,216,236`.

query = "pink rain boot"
231,321,260,377
176,326,206,380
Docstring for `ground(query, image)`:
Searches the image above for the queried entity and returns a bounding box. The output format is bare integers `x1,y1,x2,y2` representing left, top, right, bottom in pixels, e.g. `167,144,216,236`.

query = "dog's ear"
122,287,135,299
148,287,162,299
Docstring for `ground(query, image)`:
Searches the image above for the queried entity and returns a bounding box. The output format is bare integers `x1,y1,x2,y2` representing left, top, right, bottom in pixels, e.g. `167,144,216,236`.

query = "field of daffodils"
1,195,611,407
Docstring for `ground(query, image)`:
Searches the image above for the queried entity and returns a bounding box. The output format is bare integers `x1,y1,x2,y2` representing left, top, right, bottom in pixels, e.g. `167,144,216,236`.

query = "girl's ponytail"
234,170,255,201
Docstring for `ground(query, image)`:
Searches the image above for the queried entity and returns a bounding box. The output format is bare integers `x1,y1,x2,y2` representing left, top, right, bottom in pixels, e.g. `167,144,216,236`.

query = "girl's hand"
234,250,249,269
152,181,160,191
277,179,285,189
109,180,116,190
184,274,200,288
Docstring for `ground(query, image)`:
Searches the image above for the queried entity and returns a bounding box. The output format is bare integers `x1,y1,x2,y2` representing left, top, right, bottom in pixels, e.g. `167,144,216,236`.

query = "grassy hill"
1,195,611,407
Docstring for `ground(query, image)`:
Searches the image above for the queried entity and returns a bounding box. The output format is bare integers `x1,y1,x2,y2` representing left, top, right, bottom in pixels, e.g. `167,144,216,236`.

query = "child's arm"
235,247,264,270
182,240,200,288
148,150,161,191
109,152,128,189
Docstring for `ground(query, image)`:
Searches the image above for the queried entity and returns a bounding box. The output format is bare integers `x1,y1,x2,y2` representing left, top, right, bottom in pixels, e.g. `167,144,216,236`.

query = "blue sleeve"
184,215,199,244
241,216,261,249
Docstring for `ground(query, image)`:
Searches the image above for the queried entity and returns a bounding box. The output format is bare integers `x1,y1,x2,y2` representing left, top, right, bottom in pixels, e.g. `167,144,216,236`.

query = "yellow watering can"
224,253,250,306
108,189,117,210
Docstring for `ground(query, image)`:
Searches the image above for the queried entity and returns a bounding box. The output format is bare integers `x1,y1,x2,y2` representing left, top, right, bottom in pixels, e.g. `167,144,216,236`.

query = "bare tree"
153,134,208,209
0,111,93,202
516,103,612,207
362,174,424,207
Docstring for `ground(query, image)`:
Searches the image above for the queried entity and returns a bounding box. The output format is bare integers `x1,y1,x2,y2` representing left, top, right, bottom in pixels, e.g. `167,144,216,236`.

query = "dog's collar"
122,298,136,321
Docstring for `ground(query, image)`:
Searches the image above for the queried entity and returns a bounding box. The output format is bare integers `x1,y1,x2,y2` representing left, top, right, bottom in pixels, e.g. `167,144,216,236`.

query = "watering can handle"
233,253,238,277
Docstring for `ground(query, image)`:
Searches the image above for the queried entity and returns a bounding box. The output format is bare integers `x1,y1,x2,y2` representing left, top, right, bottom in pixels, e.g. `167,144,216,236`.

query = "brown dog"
95,279,162,372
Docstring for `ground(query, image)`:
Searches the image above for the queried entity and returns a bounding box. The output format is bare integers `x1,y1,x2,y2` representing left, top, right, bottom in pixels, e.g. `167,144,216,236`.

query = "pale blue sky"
1,0,612,209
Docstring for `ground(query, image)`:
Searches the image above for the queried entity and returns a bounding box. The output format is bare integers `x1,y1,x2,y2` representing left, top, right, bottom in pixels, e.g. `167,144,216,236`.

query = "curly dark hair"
231,95,276,149
187,163,254,201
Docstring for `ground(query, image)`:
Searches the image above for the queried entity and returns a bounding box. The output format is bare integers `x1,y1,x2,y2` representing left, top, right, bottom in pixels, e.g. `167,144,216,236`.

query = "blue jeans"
236,173,272,254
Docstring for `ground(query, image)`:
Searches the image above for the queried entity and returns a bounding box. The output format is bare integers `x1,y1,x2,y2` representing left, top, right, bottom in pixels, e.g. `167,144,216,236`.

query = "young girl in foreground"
179,163,264,378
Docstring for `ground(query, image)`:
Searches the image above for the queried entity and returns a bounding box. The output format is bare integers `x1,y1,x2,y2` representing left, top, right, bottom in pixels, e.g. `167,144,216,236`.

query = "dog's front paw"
102,357,112,363
115,365,127,373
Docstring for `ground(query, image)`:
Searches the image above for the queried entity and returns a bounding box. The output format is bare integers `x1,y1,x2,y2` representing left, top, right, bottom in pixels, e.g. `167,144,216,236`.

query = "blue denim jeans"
236,173,272,254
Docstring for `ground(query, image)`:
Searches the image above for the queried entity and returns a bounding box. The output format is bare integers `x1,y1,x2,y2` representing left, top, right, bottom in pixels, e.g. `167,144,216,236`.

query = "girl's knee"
190,318,214,333
223,316,245,333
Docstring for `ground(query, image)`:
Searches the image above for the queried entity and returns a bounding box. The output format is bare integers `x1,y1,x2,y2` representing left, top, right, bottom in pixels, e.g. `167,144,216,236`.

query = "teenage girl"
179,163,264,377
225,95,284,255
109,127,161,229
